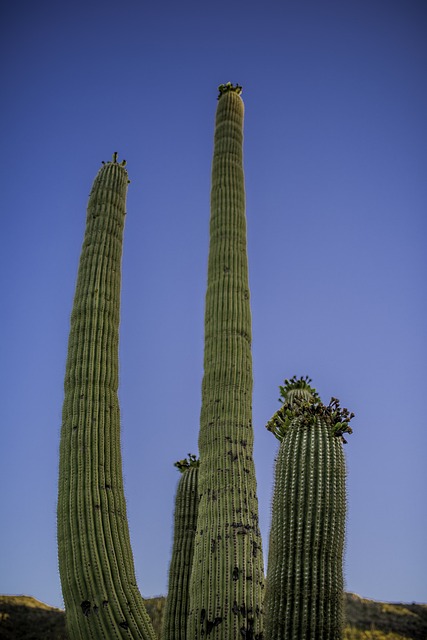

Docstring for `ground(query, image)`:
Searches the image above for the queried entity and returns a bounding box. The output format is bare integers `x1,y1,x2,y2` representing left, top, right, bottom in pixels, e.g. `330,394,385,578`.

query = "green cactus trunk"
187,87,265,640
162,461,199,640
57,156,156,640
265,414,347,640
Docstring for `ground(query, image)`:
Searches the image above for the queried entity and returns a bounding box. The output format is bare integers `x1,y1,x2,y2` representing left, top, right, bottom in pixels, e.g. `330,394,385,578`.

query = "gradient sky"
1,0,426,610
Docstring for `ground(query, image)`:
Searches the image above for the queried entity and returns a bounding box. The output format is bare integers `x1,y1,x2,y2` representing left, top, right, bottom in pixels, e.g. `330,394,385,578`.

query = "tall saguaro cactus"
162,455,199,640
57,155,156,640
187,84,265,640
264,376,353,640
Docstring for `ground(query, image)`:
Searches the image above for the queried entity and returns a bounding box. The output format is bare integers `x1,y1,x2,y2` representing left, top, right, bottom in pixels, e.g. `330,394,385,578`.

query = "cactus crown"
174,453,200,473
217,81,243,99
278,374,320,405
267,375,355,442
101,152,127,167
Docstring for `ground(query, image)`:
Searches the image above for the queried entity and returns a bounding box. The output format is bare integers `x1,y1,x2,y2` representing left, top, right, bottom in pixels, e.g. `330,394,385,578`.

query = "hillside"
0,593,426,639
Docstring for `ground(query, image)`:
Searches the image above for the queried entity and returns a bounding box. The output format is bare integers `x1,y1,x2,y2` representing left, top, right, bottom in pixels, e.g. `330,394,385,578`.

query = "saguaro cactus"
162,455,199,640
57,155,156,640
264,376,353,640
187,84,265,640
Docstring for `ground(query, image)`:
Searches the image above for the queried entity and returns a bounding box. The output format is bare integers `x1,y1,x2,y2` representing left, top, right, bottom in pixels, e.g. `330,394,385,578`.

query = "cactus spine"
57,155,156,640
187,85,264,640
264,377,353,640
162,455,199,640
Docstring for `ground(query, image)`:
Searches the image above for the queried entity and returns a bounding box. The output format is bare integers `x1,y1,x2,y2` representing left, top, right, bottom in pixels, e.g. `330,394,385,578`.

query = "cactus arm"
57,155,156,640
162,457,199,640
187,86,264,639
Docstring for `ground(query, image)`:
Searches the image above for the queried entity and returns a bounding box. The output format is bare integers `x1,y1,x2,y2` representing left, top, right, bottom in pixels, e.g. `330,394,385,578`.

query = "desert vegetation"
1,594,427,640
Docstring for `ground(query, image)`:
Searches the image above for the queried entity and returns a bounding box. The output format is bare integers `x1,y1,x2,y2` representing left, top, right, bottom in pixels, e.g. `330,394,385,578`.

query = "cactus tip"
217,82,243,99
174,453,200,473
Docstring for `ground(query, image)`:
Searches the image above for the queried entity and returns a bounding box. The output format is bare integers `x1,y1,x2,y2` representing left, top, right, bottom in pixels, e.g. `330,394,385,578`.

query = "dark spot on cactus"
205,617,223,635
223,265,230,273
240,604,246,617
81,601,91,617
232,566,240,581
94,504,100,511
240,439,247,447
232,601,239,615
211,539,216,552
119,620,129,630
200,608,206,624
93,604,99,615
240,618,255,639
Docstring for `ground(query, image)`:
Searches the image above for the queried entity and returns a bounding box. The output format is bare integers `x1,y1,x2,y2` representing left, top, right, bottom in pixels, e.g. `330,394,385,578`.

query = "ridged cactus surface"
57,155,156,640
264,377,353,640
187,85,265,640
162,455,199,640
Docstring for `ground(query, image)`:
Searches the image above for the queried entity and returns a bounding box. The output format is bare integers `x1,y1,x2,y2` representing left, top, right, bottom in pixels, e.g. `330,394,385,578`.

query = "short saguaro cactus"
264,376,353,640
162,455,199,640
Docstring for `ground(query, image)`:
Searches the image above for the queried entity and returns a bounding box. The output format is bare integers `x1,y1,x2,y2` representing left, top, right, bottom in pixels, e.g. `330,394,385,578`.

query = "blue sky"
1,0,426,609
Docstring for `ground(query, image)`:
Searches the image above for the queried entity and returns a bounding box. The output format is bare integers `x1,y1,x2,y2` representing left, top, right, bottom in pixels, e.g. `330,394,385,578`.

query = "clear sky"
1,0,426,610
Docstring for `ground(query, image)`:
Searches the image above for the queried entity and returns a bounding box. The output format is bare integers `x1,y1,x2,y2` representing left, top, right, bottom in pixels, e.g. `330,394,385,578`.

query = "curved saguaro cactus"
162,455,199,640
264,376,353,640
187,85,265,640
57,155,156,640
